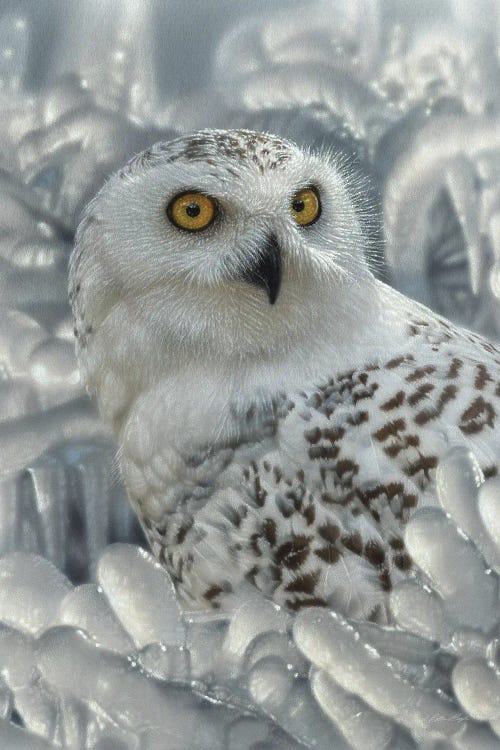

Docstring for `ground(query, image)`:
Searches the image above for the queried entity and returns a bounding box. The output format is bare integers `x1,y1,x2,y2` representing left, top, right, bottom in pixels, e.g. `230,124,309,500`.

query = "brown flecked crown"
119,129,293,178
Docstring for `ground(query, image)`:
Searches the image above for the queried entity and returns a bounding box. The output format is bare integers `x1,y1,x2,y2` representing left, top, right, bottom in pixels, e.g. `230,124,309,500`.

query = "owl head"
69,129,378,426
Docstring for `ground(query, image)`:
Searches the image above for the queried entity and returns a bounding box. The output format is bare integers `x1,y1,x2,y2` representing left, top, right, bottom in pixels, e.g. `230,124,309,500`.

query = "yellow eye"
167,191,216,232
290,187,321,226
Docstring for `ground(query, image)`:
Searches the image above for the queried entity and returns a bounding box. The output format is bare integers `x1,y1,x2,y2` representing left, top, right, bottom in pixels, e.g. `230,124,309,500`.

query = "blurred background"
1,0,500,582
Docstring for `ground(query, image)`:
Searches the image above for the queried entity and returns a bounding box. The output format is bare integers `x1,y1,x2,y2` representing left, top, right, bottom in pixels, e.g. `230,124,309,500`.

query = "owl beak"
241,235,282,305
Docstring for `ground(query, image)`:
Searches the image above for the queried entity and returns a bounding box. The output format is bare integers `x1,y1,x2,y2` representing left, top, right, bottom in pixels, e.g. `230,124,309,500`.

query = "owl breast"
120,314,500,618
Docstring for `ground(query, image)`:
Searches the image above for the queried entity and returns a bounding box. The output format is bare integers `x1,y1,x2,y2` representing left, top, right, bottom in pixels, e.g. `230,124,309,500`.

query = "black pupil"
186,203,201,218
292,198,305,212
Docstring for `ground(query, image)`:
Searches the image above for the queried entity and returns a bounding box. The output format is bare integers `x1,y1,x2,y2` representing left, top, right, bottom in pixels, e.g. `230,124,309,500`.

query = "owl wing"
193,325,500,614
133,312,500,615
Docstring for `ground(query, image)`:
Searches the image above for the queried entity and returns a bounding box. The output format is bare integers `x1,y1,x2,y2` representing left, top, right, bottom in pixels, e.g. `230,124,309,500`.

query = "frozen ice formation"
0,545,306,750
388,448,500,743
0,1,500,749
0,452,498,749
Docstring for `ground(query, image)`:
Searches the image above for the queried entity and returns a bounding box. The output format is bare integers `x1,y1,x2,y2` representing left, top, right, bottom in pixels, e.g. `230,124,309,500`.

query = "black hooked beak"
241,235,282,305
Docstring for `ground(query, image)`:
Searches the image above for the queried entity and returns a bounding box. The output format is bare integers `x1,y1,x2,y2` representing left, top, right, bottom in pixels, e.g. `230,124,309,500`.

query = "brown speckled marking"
414,384,457,425
286,596,328,611
119,130,293,179
406,365,436,383
408,383,434,407
364,540,386,566
373,418,406,443
393,552,412,571
380,391,405,411
379,569,392,592
404,453,438,485
341,531,363,555
460,396,496,434
262,518,277,546
285,570,320,594
315,545,341,564
204,584,224,607
446,358,463,379
318,522,340,544
141,297,500,617
275,536,311,570
475,364,493,390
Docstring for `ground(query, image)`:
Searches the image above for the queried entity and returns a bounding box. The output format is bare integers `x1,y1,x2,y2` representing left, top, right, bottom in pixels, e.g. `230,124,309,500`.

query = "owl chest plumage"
68,129,500,619
120,315,500,618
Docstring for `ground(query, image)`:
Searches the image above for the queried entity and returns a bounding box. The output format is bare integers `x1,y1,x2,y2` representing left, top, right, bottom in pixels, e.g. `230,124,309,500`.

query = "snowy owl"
70,129,500,620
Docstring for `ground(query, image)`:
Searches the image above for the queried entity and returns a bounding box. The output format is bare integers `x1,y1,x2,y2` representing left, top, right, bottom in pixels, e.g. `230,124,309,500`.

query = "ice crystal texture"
1,1,500,748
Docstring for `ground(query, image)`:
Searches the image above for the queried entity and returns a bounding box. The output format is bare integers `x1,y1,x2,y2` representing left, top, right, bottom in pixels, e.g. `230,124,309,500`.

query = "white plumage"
69,129,500,621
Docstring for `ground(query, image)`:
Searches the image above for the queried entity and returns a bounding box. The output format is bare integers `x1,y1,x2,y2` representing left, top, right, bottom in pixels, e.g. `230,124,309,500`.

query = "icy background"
1,1,500,748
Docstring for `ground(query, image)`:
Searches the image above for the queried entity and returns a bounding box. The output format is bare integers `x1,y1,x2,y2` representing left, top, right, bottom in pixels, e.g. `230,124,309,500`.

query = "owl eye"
167,191,216,232
290,187,321,226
